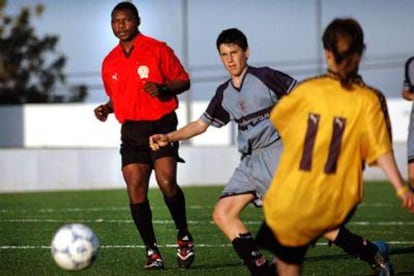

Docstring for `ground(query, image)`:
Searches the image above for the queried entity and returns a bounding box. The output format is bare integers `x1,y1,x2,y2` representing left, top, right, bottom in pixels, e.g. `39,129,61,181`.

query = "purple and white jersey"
201,66,296,155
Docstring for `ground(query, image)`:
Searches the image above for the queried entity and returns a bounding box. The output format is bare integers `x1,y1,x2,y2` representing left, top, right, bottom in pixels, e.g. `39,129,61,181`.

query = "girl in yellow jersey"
260,18,414,276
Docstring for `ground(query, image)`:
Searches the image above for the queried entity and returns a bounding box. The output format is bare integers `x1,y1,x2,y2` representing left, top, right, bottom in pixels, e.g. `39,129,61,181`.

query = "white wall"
0,103,237,192
0,144,407,193
0,100,409,148
0,143,408,193
0,101,411,192
0,146,240,192
0,100,411,148
9,103,233,148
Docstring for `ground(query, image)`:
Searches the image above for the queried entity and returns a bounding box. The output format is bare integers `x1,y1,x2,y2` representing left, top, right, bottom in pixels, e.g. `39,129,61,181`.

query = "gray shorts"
408,103,414,163
220,139,282,207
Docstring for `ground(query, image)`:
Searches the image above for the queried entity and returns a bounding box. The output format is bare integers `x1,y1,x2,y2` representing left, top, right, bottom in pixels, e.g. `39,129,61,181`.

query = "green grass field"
0,182,413,275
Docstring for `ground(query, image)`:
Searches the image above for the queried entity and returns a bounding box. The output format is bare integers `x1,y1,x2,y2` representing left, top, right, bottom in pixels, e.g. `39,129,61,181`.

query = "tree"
0,0,87,104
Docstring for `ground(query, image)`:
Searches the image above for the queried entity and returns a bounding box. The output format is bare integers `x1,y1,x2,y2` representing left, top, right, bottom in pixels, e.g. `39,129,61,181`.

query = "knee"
126,184,147,203
123,175,145,192
122,173,146,201
161,185,176,198
212,206,226,225
158,178,178,197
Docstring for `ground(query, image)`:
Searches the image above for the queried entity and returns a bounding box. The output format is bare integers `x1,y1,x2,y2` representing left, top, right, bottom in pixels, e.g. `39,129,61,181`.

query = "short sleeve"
362,94,392,165
200,85,230,128
159,43,189,82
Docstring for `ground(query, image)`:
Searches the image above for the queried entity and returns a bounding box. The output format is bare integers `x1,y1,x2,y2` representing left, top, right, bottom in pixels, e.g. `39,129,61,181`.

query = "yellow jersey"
263,74,392,246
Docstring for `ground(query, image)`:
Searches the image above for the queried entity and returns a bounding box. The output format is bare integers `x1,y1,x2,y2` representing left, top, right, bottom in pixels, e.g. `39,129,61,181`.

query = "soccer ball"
51,223,99,271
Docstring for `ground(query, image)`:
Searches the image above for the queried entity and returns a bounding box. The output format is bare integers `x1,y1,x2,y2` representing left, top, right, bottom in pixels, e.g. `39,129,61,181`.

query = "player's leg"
120,121,164,269
153,155,195,268
155,158,189,237
151,111,192,238
122,163,164,269
323,206,393,274
213,193,254,240
407,104,414,191
213,194,269,275
256,221,307,276
324,227,393,275
151,110,195,269
276,260,301,276
408,162,414,191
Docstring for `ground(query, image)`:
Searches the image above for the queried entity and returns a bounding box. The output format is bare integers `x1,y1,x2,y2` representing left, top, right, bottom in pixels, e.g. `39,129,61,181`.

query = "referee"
94,2,194,270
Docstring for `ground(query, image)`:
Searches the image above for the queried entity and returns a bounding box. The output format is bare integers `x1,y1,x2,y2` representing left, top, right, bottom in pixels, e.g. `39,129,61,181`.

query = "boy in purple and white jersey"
150,28,295,274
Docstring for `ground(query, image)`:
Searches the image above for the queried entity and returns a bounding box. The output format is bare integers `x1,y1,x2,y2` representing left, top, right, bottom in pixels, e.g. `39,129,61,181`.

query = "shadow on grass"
390,246,414,255
306,246,414,262
305,246,414,276
190,261,244,270
141,261,246,275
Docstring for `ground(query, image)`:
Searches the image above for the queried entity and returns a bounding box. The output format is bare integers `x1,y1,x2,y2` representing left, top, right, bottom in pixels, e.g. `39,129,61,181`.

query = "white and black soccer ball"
51,223,99,271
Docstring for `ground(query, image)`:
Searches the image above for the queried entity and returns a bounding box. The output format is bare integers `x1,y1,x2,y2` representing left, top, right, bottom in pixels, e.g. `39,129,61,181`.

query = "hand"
149,134,170,151
94,104,111,122
397,187,414,212
143,82,167,97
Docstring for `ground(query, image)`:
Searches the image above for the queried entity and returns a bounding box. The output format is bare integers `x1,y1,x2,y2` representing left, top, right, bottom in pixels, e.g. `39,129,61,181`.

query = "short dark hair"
112,1,139,19
216,28,248,51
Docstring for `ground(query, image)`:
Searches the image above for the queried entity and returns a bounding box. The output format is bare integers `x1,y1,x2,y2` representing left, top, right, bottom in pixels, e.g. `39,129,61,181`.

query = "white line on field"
1,240,414,250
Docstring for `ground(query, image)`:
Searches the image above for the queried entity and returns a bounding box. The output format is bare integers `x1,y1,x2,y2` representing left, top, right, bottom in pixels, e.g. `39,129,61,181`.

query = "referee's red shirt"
102,33,189,123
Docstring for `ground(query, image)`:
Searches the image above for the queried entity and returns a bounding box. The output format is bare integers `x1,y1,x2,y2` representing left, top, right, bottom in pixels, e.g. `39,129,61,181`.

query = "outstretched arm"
149,118,209,150
377,152,414,212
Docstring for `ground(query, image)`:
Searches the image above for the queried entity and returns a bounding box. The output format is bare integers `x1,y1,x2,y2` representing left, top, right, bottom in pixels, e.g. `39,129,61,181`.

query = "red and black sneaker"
144,247,164,270
176,234,195,269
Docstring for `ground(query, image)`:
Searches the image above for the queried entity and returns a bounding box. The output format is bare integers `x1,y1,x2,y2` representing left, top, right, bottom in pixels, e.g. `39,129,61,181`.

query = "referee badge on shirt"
137,65,149,79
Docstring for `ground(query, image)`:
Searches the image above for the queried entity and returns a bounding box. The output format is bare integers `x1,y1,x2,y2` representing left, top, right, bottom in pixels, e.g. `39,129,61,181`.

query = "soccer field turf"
0,182,413,275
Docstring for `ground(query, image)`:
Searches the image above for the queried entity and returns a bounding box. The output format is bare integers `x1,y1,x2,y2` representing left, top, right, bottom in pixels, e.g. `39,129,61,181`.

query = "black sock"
130,201,158,251
333,227,378,264
232,233,268,274
164,186,189,237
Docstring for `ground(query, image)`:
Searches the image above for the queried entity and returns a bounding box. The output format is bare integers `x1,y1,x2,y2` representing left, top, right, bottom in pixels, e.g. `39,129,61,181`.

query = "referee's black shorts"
120,111,184,167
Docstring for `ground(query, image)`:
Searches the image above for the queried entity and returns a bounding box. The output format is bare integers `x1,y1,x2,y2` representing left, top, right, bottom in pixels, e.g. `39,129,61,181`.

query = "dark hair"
216,28,248,51
322,18,366,88
112,1,139,19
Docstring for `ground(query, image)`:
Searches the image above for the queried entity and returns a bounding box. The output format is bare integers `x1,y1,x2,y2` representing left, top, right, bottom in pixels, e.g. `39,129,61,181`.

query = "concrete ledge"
0,144,407,193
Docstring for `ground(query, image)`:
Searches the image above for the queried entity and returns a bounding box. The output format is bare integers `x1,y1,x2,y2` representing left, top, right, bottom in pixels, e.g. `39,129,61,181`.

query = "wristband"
396,186,409,197
159,85,170,95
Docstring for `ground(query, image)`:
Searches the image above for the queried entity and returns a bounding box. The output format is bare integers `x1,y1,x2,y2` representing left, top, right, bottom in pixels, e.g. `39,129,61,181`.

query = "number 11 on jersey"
300,113,346,174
